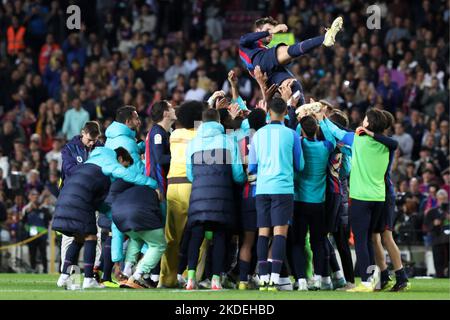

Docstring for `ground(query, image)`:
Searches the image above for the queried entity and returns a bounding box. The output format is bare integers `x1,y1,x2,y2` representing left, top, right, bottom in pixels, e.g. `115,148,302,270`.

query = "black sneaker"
390,281,410,292
376,276,393,291
141,277,158,288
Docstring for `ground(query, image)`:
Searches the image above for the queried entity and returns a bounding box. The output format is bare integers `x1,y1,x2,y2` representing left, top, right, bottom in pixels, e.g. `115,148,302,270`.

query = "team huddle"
52,16,410,293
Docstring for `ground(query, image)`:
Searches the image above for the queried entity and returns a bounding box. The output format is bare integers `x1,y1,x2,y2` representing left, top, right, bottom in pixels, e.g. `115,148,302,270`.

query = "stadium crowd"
0,0,448,283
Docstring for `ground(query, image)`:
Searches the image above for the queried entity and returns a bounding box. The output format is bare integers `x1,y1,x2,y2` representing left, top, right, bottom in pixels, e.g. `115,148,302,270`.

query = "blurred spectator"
423,190,449,278
393,122,414,160
21,189,51,273
62,98,89,140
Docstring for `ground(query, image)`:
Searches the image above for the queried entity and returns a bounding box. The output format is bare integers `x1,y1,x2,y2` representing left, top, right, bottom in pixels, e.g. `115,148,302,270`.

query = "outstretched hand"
271,24,288,34
228,70,238,87
356,126,374,137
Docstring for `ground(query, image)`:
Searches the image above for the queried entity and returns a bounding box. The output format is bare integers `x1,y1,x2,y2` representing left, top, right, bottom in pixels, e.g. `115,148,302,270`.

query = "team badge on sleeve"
76,156,83,163
154,134,162,145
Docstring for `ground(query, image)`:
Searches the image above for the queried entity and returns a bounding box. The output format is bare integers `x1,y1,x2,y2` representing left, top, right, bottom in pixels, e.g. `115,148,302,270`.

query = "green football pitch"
0,274,448,300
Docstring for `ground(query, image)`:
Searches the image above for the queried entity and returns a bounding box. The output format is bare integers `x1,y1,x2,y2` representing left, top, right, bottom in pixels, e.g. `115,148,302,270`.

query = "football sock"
62,241,83,274
101,236,113,281
287,36,325,58
239,260,251,282
381,268,390,283
257,236,270,280
83,240,97,278
123,262,133,277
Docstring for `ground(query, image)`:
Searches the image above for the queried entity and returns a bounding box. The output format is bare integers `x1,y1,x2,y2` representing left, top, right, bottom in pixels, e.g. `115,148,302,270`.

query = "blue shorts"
375,195,396,233
252,44,301,92
241,196,257,232
256,194,294,228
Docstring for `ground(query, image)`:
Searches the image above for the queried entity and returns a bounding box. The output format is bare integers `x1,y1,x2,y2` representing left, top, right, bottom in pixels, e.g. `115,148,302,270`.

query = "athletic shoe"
297,279,308,291
114,271,129,283
376,277,394,291
320,281,333,291
277,277,293,291
347,282,374,293
390,281,410,292
186,278,198,290
101,280,120,288
211,278,223,290
248,275,259,289
259,281,269,291
199,278,212,289
332,277,347,290
307,278,320,291
336,282,356,291
82,277,105,289
323,17,343,47
177,277,187,289
120,276,145,289
238,282,248,290
93,267,101,283
267,282,278,292
57,274,70,288
140,277,158,288
221,275,237,289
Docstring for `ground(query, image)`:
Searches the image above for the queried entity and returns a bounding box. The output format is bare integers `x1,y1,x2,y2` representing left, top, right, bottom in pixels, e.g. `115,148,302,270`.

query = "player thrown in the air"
239,16,343,105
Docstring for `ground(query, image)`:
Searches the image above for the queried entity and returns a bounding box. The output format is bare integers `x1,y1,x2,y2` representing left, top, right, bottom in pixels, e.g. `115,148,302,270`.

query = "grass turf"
0,274,448,300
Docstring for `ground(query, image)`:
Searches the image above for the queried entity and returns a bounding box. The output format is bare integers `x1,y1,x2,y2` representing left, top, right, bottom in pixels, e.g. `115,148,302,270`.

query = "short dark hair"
268,97,287,115
176,101,205,129
151,101,170,123
365,109,386,134
82,121,101,137
381,110,395,130
248,109,267,131
255,16,278,28
300,116,318,139
114,147,134,165
329,110,349,128
202,108,220,123
116,106,137,124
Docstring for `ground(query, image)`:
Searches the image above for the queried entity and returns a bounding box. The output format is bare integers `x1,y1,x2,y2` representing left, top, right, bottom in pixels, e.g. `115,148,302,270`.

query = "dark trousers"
290,202,327,279
187,222,226,277
28,237,47,273
432,242,449,278
333,223,355,283
349,199,383,281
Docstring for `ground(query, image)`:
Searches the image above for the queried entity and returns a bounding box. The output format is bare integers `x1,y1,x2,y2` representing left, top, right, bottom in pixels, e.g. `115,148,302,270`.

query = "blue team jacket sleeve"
137,141,146,154
319,120,337,152
373,133,399,151
232,96,249,111
247,136,258,175
102,159,158,189
186,142,194,182
240,31,270,47
292,131,304,172
230,138,246,184
287,106,298,130
61,146,78,177
323,118,354,147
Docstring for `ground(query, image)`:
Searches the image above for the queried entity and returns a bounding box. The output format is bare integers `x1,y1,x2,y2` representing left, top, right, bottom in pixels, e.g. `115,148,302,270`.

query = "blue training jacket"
294,120,336,203
248,120,304,195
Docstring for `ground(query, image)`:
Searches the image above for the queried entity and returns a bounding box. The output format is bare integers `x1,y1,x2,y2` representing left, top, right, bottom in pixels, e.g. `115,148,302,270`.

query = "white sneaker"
323,17,343,47
198,278,212,289
82,277,105,289
57,274,70,288
297,278,308,291
277,277,293,291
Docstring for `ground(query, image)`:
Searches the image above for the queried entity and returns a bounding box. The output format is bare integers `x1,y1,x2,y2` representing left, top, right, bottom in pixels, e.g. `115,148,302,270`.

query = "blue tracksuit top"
85,147,158,190
294,120,336,203
248,121,304,195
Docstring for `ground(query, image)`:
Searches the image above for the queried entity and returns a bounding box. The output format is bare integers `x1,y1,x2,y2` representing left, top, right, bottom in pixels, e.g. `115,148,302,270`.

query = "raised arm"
247,136,258,175
373,133,399,151
239,31,270,47
323,118,355,147
292,130,304,172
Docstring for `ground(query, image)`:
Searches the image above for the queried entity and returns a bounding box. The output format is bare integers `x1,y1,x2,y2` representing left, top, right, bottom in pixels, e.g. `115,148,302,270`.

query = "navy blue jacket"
186,121,246,227
52,163,111,236
109,179,162,233
61,135,103,182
